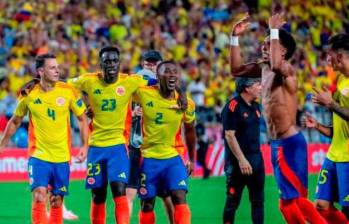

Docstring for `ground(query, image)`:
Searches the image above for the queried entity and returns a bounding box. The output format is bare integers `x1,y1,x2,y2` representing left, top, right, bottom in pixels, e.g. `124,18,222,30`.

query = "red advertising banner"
0,149,86,182
0,144,330,182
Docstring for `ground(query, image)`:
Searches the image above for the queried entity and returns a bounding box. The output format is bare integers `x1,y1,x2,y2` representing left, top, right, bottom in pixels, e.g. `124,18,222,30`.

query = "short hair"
267,28,296,60
35,53,56,70
156,60,176,74
328,34,349,53
99,46,120,58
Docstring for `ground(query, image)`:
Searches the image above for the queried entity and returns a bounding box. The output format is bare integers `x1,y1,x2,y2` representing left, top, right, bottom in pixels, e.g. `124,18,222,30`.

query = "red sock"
296,198,326,223
91,202,106,224
114,196,130,224
279,199,306,224
318,207,348,224
32,201,48,224
174,204,191,224
49,206,63,224
139,211,155,224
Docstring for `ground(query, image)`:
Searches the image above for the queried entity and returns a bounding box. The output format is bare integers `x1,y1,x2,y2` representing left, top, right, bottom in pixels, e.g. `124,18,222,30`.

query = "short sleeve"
221,100,239,131
69,88,86,117
183,98,196,123
14,97,28,117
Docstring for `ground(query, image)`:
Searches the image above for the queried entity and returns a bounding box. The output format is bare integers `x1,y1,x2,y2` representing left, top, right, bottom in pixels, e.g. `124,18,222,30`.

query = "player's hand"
312,86,333,108
239,158,253,175
231,12,250,36
185,160,195,176
268,12,286,29
301,112,318,129
85,106,94,119
76,146,88,163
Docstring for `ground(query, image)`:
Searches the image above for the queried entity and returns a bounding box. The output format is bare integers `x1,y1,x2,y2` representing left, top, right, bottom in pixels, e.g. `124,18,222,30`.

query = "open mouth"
107,68,117,74
168,78,177,88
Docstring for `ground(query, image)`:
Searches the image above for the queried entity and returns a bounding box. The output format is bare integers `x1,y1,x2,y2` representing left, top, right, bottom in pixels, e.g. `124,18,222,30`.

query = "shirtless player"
229,13,325,223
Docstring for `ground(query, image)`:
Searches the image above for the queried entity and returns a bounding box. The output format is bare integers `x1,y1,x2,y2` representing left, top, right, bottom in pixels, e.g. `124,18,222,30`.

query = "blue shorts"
139,155,188,199
85,144,129,189
271,132,308,200
315,158,349,206
28,157,70,196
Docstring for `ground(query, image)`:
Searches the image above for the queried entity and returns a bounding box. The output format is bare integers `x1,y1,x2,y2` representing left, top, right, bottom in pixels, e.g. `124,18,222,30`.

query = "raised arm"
230,13,262,78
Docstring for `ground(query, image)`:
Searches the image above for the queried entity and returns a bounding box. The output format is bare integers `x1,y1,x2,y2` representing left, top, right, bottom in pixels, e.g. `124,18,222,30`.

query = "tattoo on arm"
329,101,349,121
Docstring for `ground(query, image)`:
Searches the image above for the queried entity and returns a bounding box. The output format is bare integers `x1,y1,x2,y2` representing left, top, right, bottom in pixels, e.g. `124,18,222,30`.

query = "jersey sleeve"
14,97,28,117
69,87,86,117
130,74,157,90
67,75,88,92
183,98,196,123
221,101,239,131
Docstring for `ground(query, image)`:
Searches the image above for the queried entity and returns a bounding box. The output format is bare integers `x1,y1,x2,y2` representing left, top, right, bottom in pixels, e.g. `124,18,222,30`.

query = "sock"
318,207,348,224
279,199,306,224
32,201,48,224
91,202,106,224
174,204,191,224
114,196,130,224
296,198,326,223
139,211,155,224
49,206,63,224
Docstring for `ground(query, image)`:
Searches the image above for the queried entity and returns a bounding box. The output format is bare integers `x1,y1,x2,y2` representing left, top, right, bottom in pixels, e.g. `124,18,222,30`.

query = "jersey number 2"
155,112,163,124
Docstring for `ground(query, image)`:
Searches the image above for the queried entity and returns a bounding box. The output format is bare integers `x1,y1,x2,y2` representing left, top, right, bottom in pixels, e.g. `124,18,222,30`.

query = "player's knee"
33,187,47,202
141,198,155,212
50,195,63,208
110,181,126,197
92,187,107,204
170,190,187,205
315,199,330,210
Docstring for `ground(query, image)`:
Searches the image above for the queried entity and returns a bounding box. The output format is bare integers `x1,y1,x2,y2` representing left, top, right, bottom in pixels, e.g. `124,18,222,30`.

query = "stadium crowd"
0,0,347,147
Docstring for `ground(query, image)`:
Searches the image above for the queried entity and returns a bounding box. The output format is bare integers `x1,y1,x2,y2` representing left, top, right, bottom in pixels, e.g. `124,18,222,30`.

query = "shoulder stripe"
228,99,238,112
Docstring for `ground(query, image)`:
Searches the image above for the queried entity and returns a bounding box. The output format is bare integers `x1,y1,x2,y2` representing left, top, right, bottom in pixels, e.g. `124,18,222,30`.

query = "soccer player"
303,34,349,223
229,13,325,223
133,61,196,224
0,53,89,224
221,77,264,224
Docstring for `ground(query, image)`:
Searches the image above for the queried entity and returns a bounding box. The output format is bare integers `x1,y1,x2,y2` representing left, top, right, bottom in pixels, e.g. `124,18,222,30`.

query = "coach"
221,77,264,224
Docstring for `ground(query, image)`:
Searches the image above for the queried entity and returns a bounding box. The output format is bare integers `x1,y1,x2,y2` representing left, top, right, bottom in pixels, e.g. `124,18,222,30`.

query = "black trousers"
223,153,265,224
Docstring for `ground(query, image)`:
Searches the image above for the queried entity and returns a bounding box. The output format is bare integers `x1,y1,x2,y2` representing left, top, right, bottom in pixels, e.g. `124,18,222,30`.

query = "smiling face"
157,62,179,92
100,51,120,84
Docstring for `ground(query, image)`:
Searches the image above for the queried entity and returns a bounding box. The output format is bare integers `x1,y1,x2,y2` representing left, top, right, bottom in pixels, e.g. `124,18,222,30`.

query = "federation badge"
29,177,34,185
341,87,349,96
116,86,125,96
139,187,147,195
56,97,66,106
87,177,95,185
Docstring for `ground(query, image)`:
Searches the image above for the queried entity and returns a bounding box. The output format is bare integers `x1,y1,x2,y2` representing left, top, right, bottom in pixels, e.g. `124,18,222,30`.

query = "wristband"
230,36,239,46
270,29,279,40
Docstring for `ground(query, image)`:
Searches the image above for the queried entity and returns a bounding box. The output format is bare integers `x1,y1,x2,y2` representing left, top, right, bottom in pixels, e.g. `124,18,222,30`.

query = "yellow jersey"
134,86,196,159
68,72,149,147
328,73,349,162
14,82,86,163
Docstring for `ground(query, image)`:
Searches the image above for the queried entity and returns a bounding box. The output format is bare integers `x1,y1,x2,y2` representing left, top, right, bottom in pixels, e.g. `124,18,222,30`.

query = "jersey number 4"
47,108,56,121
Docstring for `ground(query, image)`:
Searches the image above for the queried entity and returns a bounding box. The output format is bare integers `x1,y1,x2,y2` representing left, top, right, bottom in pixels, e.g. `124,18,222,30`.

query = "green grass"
0,175,319,224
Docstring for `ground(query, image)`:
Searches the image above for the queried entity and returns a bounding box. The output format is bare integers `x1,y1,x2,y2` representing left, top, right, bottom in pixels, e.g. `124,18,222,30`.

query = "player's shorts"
271,132,308,200
85,144,129,189
28,157,70,196
315,158,349,206
127,145,141,189
138,155,188,199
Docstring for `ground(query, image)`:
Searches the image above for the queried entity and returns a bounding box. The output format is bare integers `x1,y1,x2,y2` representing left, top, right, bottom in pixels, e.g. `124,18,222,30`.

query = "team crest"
341,87,349,96
87,177,95,185
243,112,249,118
116,86,125,96
139,187,147,195
56,97,66,106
